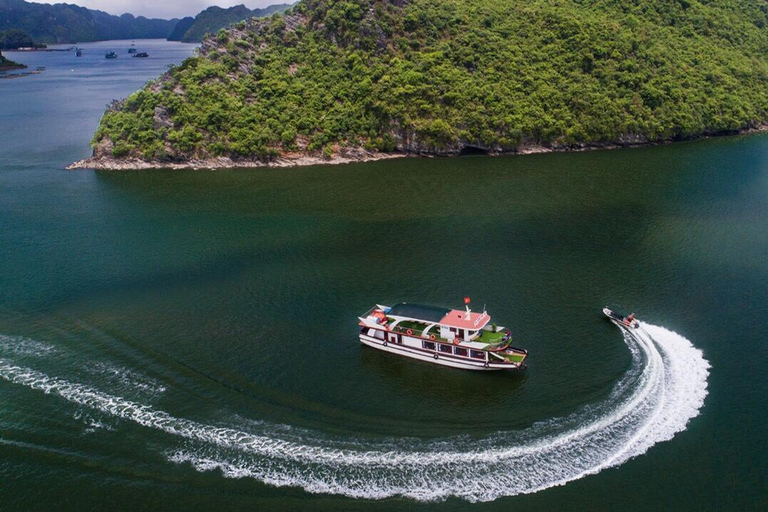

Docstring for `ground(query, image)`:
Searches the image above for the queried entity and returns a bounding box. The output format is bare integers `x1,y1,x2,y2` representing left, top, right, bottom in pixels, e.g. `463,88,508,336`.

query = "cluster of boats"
357,301,639,372
105,44,148,59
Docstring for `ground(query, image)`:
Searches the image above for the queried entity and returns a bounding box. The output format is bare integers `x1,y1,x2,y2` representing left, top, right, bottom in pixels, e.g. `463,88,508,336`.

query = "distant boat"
128,48,137,54
105,51,118,59
76,49,83,57
132,52,149,58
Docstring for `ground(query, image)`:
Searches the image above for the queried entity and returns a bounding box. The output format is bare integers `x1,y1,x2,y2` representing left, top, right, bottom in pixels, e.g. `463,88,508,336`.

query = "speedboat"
358,300,528,371
133,52,149,58
603,307,639,328
128,48,137,54
105,51,118,59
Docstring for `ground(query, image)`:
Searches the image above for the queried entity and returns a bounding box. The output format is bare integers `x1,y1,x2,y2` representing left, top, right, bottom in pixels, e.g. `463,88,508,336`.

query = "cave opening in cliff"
459,145,489,156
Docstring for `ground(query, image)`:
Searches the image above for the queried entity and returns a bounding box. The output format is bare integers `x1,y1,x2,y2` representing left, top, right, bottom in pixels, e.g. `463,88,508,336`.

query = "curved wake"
0,322,709,502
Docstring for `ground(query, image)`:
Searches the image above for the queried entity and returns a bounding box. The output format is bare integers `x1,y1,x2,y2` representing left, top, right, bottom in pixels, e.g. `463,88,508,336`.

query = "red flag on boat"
464,296,471,304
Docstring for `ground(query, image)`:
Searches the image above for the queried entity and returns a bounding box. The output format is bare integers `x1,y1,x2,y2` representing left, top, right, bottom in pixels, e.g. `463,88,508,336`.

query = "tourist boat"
603,307,639,328
358,300,528,371
133,52,149,58
105,51,118,59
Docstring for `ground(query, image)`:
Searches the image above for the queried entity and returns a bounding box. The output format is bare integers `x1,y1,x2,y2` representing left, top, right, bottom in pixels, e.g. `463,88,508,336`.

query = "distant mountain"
167,17,195,42
168,3,293,43
0,0,179,44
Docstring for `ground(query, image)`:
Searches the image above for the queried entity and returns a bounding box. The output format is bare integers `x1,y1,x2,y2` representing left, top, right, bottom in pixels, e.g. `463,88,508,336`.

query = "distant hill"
0,0,179,44
168,17,195,42
168,3,293,43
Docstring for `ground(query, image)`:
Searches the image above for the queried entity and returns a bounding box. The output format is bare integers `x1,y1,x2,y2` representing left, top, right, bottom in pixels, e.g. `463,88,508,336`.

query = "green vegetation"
0,29,42,50
0,48,25,70
92,0,768,163
168,3,294,43
478,329,507,346
392,320,431,336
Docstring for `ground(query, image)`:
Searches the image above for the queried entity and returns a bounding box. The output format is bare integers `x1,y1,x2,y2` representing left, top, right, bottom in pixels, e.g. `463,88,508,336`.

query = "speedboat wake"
0,322,709,502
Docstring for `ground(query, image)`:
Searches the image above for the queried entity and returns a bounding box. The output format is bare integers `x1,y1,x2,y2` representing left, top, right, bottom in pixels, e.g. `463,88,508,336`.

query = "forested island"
0,48,25,70
168,4,293,43
74,0,768,170
0,29,45,49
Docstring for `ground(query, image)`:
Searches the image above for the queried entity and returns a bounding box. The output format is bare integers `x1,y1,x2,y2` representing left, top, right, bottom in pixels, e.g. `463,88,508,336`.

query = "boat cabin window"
470,350,486,360
454,347,468,357
439,344,453,354
422,341,436,350
368,329,385,340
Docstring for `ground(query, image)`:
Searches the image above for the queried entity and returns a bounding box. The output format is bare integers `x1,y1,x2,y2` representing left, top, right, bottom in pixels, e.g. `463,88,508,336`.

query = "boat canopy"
388,303,450,323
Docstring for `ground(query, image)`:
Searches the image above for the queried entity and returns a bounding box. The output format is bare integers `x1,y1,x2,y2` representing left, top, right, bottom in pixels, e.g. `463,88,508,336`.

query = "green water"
1,41,767,511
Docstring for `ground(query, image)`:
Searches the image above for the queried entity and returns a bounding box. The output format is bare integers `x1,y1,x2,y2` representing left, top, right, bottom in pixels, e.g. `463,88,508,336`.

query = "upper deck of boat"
387,303,491,330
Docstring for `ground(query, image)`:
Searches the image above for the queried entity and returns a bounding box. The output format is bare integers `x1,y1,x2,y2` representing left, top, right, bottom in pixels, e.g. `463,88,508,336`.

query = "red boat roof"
440,309,491,330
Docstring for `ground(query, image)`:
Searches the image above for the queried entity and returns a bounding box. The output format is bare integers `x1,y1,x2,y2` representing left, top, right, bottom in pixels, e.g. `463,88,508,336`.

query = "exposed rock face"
153,106,173,130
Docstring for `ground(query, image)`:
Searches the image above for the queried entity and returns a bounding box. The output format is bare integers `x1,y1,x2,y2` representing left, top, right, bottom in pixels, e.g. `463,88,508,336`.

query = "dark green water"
1,41,767,511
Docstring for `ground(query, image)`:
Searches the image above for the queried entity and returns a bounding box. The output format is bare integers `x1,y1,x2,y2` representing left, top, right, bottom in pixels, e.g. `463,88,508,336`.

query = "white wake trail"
0,322,709,502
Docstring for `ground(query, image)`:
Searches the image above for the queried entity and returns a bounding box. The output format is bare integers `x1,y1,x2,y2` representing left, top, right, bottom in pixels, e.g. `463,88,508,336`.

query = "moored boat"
133,52,149,58
105,51,118,59
358,300,528,371
603,307,639,328
128,48,138,54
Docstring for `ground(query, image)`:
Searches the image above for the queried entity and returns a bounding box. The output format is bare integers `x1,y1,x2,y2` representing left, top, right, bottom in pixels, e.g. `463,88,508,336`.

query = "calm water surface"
1,41,767,510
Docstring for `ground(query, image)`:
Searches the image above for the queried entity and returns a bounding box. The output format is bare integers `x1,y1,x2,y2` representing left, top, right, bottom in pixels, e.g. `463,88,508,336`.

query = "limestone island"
0,50,26,72
70,0,768,171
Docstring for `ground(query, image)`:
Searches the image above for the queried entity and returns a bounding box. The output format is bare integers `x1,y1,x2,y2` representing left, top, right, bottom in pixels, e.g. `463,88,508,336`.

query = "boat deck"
387,317,511,347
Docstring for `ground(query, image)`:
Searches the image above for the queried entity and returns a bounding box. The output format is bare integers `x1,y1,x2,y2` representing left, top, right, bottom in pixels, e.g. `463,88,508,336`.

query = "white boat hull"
359,333,523,371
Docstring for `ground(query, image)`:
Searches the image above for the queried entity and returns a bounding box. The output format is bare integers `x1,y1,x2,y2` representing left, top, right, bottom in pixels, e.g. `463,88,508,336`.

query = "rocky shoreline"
67,127,768,171
67,150,407,171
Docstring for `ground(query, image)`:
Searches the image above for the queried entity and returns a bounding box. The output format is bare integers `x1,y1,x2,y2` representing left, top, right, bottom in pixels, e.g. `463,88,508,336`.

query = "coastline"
66,124,768,171
67,126,768,171
0,60,27,72
67,151,407,171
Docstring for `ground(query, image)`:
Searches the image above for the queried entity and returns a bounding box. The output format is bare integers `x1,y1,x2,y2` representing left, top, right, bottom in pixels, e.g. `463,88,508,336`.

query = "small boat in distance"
76,48,83,57
359,299,528,371
603,307,639,328
105,51,118,59
133,52,149,58
128,48,137,54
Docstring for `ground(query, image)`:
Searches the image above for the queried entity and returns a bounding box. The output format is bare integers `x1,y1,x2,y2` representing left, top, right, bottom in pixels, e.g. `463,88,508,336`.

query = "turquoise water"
1,41,767,510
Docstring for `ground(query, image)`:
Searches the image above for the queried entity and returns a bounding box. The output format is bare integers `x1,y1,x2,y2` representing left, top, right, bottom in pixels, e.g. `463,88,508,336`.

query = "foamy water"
0,322,709,502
